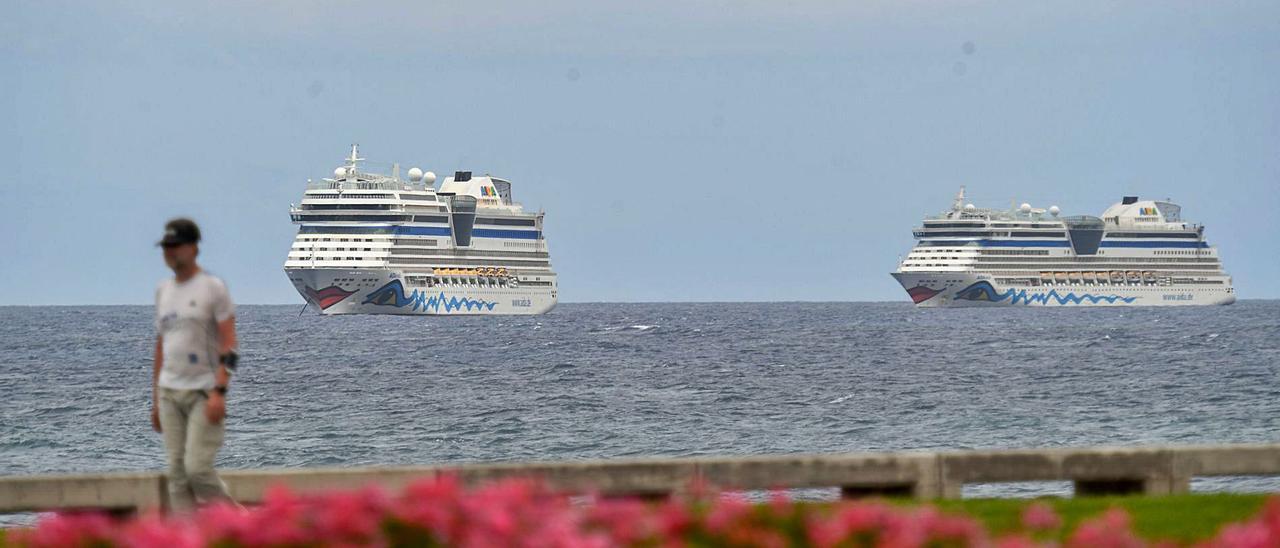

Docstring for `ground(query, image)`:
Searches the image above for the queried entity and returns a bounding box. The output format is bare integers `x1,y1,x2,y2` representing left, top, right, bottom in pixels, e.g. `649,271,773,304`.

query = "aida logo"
1139,207,1158,215
481,186,496,197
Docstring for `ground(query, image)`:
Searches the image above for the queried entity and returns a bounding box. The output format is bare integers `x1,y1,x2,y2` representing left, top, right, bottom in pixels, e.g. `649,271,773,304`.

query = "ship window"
301,203,395,210
299,227,396,235
476,217,537,227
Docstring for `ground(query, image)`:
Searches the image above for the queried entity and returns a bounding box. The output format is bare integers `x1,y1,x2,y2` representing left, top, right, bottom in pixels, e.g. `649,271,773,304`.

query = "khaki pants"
158,387,233,511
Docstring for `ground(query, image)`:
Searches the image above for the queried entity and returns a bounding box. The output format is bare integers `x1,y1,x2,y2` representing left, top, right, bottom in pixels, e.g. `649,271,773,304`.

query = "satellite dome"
423,171,437,185
1049,205,1061,216
333,167,346,178
964,203,976,211
1019,203,1032,213
407,167,424,181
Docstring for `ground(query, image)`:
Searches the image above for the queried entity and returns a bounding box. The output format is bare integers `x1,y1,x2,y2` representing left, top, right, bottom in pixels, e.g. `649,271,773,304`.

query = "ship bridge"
1061,215,1104,255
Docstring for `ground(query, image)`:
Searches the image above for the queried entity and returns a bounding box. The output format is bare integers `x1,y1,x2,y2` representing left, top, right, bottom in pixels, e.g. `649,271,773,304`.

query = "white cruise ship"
891,188,1235,307
284,146,557,315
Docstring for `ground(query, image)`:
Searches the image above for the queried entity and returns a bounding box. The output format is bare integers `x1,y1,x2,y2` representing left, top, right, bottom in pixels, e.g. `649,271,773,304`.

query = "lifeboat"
1110,271,1125,283
1082,271,1096,283
1126,270,1141,282
1054,272,1068,282
1040,271,1053,283
1096,271,1111,284
1142,271,1157,283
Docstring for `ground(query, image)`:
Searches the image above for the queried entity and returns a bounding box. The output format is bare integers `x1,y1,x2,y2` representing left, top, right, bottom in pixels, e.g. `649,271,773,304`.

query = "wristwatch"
219,351,240,370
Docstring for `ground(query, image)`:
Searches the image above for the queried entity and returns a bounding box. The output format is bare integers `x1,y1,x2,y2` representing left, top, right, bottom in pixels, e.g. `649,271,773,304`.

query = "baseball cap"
158,218,202,247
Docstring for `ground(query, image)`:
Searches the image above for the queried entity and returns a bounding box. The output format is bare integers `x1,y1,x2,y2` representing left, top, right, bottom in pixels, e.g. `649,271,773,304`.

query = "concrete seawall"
3,443,1278,513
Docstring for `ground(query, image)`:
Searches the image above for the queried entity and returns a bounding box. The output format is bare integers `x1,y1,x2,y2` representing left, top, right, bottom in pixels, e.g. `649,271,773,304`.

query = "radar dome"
1019,203,1032,213
333,167,346,178
964,203,976,211
1049,205,1061,216
423,171,437,185
407,167,424,181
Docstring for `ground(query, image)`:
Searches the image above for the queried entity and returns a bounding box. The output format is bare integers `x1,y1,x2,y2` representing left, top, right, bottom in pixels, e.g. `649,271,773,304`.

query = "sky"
2,1,1277,304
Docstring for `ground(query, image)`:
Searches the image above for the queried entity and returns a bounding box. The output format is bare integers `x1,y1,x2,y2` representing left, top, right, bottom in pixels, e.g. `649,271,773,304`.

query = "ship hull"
286,268,556,315
891,272,1235,307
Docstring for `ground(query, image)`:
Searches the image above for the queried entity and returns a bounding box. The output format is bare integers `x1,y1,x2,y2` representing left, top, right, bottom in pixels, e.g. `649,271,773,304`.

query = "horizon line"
3,298,1279,308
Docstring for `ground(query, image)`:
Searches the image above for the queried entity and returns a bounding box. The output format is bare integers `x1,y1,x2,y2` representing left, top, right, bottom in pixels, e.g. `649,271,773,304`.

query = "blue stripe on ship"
473,229,541,239
302,225,539,239
1099,241,1208,248
977,240,1070,247
395,226,452,236
967,240,1207,249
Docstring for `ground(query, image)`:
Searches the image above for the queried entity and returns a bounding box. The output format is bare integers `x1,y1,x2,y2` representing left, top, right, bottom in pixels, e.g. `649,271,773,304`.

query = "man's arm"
152,336,163,432
204,316,236,425
214,316,237,389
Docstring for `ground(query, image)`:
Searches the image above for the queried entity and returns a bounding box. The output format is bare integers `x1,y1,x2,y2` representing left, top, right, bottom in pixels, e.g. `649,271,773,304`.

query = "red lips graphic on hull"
303,286,356,310
905,285,942,304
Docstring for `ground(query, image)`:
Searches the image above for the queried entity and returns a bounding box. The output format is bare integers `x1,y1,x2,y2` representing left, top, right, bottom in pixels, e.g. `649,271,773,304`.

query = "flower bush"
5,478,1278,547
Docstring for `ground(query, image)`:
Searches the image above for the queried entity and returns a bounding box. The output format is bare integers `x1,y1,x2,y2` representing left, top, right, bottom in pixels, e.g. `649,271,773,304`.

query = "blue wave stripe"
362,280,498,312
954,281,1137,305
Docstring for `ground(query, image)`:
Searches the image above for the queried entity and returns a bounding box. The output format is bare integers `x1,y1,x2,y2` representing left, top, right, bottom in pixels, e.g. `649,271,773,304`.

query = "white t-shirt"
155,271,235,390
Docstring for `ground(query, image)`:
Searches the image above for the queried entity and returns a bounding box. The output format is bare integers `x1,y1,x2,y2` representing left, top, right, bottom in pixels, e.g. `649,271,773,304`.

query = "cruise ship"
284,146,557,315
891,188,1235,307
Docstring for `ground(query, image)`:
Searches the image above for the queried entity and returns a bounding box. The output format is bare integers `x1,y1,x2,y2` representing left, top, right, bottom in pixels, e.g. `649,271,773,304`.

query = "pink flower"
311,487,391,544
116,513,202,548
1068,508,1144,548
996,534,1044,548
704,493,751,534
10,480,1279,548
1201,497,1280,548
1022,501,1063,532
15,513,115,548
1208,521,1272,548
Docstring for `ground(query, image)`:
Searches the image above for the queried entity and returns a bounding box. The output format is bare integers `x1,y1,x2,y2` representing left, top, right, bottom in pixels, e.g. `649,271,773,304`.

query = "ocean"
2,301,1278,518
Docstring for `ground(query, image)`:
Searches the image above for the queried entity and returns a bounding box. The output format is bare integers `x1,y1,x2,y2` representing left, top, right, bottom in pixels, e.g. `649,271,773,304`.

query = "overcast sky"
3,1,1277,304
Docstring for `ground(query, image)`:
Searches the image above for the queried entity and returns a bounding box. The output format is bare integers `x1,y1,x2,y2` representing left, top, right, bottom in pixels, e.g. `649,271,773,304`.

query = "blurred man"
152,218,239,511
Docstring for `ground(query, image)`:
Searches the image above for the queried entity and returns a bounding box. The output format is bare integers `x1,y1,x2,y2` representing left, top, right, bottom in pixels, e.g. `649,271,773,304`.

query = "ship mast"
952,186,966,212
345,143,364,170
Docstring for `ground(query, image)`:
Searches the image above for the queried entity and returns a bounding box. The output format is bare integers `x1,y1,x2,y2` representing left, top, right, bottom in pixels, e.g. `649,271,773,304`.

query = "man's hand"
205,393,226,425
151,406,162,433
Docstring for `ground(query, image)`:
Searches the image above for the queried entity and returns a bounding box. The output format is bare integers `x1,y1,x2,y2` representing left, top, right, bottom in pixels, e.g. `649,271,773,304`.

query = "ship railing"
1108,221,1204,231
306,179,423,191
